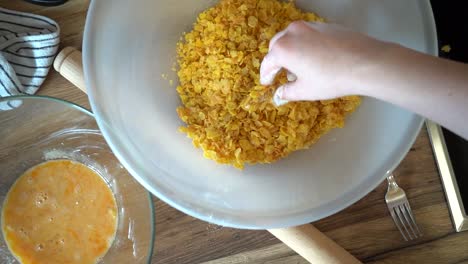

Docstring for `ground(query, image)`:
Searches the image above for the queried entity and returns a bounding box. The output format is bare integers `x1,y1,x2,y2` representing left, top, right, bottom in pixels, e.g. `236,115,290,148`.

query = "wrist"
349,42,405,97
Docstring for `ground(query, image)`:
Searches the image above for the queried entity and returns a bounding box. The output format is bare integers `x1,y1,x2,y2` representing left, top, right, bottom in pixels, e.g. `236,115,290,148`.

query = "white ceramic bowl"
83,0,437,229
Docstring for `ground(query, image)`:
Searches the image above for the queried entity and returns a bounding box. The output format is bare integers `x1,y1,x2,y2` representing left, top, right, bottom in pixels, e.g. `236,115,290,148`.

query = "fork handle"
268,224,361,264
387,174,399,190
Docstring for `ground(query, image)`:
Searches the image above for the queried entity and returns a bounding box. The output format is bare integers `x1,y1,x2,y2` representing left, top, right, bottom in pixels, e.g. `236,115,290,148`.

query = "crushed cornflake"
176,0,361,169
441,45,451,53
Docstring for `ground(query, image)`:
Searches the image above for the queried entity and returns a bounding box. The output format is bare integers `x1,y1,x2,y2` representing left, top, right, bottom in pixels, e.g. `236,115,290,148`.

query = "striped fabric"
0,7,60,110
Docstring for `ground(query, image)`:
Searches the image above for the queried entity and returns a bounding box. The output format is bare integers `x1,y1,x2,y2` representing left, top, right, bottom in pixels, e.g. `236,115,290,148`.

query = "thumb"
272,82,306,106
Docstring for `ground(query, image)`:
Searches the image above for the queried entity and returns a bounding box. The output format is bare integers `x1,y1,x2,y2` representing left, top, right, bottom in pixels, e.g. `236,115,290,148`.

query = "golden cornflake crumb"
176,0,361,169
441,45,451,53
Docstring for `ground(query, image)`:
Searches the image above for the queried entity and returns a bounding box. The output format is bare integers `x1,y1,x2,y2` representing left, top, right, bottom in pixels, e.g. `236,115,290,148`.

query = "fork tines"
389,202,422,241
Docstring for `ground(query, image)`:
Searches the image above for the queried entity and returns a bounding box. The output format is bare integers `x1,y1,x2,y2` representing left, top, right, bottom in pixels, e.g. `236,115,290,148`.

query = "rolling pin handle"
53,46,86,93
268,224,361,264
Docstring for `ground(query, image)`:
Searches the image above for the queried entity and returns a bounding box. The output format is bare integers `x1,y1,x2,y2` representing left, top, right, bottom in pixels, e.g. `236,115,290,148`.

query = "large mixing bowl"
83,0,437,229
0,96,154,263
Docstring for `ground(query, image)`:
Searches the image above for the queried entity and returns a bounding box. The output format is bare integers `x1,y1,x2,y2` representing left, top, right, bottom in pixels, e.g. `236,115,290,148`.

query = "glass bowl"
0,96,154,263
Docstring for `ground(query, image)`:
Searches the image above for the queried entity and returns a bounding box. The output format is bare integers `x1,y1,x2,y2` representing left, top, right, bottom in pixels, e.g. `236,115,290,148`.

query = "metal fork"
385,174,422,241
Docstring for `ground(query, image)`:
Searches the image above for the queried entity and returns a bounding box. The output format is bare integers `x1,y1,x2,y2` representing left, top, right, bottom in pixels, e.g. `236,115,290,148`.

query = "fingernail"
261,68,281,85
273,86,289,107
287,71,297,82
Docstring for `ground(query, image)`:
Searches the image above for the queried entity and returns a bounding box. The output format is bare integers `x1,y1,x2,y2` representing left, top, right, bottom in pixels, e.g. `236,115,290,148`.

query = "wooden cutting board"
3,0,468,263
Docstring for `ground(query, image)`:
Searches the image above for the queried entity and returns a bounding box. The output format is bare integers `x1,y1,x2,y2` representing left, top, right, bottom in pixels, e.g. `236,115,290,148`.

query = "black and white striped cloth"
0,7,60,110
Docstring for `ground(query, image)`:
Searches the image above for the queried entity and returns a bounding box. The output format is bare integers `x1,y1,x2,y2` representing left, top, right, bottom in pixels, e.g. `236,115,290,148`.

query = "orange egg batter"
1,160,117,264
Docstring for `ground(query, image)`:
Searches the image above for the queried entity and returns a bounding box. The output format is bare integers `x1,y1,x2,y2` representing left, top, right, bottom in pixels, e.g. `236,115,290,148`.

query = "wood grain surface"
2,1,468,263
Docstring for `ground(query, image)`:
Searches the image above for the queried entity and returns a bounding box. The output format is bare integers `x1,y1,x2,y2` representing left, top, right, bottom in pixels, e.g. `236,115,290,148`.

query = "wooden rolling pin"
54,47,86,93
269,225,361,264
53,46,361,264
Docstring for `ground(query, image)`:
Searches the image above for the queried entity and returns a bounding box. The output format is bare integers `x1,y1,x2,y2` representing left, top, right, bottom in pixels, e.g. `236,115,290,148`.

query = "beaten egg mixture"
2,160,117,264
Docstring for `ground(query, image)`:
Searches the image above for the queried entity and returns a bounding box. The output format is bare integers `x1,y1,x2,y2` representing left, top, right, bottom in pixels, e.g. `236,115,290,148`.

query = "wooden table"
3,1,468,263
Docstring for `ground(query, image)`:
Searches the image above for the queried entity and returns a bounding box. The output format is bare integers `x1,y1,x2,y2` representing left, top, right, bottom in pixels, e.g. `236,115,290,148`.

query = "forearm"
261,22,468,139
356,45,468,139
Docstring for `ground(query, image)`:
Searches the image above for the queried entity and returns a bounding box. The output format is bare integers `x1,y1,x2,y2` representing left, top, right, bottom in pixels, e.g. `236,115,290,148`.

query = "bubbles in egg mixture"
35,244,44,251
17,227,29,237
35,192,48,207
26,176,33,184
73,184,81,194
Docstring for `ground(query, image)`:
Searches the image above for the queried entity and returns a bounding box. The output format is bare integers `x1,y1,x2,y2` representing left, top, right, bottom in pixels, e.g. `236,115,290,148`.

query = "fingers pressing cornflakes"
176,0,361,169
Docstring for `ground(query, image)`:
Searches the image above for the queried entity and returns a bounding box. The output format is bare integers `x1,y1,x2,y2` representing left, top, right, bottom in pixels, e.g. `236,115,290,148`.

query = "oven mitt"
0,7,60,110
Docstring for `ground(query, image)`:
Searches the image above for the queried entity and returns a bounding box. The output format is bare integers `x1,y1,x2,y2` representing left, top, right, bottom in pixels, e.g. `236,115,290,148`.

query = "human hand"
260,21,393,105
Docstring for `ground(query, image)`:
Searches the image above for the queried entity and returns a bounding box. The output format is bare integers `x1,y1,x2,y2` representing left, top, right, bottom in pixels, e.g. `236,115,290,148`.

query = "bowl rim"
83,0,438,230
0,95,156,263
